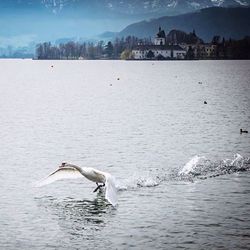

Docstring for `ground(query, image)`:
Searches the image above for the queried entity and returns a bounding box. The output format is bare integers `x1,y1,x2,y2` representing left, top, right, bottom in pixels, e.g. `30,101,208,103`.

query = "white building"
132,27,186,60
132,45,186,60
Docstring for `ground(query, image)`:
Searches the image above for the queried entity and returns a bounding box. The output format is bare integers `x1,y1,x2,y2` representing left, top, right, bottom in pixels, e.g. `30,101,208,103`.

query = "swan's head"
60,162,67,168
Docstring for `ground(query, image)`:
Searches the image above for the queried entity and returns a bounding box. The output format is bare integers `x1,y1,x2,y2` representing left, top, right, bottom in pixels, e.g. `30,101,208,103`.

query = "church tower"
154,26,166,45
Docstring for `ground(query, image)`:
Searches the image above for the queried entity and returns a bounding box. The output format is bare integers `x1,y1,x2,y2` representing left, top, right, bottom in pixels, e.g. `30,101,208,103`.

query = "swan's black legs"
93,183,105,193
93,186,99,192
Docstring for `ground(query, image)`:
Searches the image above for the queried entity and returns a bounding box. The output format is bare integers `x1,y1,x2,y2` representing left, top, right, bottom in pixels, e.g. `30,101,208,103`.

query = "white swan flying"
36,163,117,206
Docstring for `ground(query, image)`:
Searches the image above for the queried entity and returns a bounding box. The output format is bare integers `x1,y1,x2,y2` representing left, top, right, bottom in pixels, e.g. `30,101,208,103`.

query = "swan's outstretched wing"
104,174,118,206
35,167,84,187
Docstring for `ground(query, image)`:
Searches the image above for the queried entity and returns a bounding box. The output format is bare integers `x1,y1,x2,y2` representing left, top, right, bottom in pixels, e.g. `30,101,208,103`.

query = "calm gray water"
0,59,250,249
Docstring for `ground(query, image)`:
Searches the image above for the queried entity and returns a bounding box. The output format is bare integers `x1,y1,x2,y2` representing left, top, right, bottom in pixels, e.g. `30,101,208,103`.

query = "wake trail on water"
115,172,162,191
33,154,250,195
116,154,250,191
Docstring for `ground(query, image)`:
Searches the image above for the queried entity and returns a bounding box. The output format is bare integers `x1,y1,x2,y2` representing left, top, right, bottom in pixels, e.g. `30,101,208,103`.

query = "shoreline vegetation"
34,29,250,61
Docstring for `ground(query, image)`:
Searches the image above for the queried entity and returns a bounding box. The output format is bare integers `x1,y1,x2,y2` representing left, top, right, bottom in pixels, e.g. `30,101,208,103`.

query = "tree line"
36,34,250,60
36,36,151,60
186,36,250,60
219,36,250,59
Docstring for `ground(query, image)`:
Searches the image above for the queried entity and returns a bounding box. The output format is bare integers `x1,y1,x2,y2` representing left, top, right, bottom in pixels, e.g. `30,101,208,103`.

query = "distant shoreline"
1,58,250,61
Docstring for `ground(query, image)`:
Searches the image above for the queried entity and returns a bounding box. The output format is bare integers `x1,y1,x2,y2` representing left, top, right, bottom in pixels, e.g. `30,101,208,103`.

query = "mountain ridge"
117,7,250,41
1,0,250,17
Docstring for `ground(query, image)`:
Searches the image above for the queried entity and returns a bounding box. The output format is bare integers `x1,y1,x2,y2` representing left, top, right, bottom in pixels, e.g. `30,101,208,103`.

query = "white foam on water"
231,153,243,166
136,177,160,187
178,153,250,180
113,154,249,191
179,155,205,175
116,171,162,191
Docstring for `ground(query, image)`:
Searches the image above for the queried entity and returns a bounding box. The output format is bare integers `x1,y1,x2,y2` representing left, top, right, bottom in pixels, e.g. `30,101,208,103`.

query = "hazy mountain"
2,0,249,16
1,1,250,41
18,0,250,15
118,7,250,41
99,0,250,16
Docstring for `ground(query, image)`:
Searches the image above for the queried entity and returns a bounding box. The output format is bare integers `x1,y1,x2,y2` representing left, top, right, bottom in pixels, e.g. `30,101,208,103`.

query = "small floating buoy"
204,101,207,104
51,65,54,68
110,84,112,86
117,78,120,80
240,129,248,134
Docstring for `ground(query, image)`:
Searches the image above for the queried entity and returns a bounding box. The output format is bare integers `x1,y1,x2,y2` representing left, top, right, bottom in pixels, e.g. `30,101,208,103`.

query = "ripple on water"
0,60,250,249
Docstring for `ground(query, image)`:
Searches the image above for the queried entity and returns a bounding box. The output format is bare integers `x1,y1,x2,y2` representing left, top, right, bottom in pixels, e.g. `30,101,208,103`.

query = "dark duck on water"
240,129,248,134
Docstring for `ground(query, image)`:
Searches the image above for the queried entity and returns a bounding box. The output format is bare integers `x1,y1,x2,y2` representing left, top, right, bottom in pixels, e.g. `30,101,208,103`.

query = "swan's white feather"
104,173,118,206
35,163,118,206
35,167,84,187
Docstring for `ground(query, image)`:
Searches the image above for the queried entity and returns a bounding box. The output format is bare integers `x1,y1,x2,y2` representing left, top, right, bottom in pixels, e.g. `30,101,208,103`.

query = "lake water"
0,59,249,249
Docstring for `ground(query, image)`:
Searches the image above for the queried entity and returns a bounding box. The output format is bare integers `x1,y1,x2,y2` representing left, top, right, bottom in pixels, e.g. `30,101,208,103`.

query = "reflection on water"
35,192,116,238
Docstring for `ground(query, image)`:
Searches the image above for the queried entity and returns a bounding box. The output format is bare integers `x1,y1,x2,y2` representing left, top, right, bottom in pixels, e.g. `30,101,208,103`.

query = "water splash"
179,154,250,180
116,171,162,191
136,176,161,188
116,154,250,191
179,155,205,175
